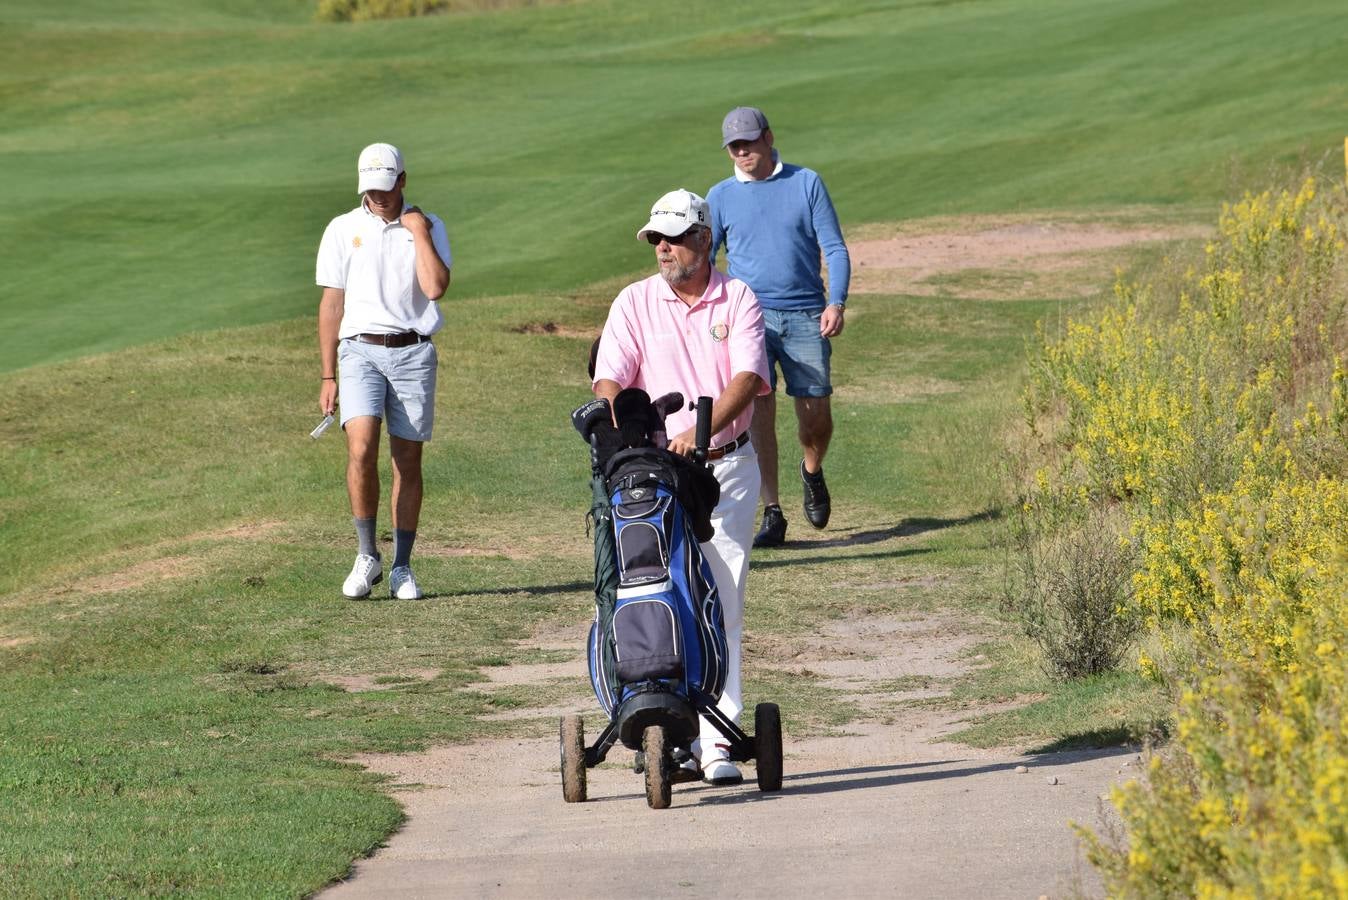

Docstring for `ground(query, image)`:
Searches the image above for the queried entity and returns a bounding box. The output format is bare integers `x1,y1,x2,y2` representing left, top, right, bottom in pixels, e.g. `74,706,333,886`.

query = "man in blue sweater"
708,106,851,546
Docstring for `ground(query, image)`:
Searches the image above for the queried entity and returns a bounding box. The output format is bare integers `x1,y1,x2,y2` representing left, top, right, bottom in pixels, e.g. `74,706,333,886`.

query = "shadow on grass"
1028,721,1170,755
762,506,1003,552
438,580,594,599
750,545,935,570
432,508,998,595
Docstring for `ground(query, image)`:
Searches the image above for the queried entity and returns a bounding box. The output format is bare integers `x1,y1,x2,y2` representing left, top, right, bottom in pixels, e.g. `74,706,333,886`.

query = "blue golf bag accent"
587,448,728,718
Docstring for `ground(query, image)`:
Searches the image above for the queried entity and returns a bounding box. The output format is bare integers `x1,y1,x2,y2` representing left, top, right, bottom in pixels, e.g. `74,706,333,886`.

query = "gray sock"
393,529,416,568
354,517,378,559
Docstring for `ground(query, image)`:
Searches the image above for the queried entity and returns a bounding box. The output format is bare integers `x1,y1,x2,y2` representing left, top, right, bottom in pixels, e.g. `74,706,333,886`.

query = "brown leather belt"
706,431,750,461
353,332,429,348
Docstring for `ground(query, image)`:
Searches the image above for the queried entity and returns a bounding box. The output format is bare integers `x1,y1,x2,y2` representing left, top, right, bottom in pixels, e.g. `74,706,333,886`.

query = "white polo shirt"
315,200,452,338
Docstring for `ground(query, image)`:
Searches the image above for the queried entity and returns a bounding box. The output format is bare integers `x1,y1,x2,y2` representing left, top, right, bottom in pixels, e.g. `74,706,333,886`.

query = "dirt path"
322,612,1136,899
319,214,1190,899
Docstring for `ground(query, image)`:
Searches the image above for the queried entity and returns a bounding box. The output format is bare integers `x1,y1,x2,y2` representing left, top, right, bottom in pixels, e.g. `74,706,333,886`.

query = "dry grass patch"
846,211,1210,300
324,669,444,693
508,322,596,338
835,373,964,404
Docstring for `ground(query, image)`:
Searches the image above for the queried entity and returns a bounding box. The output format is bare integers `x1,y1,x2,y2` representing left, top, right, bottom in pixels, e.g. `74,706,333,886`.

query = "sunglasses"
645,231,695,246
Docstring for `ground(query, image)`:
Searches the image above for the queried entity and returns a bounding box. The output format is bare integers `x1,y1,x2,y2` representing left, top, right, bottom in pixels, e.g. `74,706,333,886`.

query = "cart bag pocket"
614,494,670,585
612,587,682,682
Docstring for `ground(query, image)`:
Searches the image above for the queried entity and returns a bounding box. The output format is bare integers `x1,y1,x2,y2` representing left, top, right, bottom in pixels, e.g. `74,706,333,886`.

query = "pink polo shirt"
594,268,770,447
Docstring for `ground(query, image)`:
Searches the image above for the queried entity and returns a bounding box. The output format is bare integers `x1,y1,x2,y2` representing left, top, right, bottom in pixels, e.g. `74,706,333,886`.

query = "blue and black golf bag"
590,444,728,715
563,389,784,807
572,389,726,749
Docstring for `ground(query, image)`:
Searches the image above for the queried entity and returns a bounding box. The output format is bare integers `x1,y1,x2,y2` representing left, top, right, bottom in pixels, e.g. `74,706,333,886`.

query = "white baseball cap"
636,189,710,241
356,142,404,194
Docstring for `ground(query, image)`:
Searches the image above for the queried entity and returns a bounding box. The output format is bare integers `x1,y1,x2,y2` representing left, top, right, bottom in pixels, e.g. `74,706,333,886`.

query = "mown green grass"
2,0,1345,370
3,0,1346,894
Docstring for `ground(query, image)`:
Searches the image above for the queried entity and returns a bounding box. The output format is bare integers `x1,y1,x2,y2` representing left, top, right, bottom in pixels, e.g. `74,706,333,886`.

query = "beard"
659,255,701,286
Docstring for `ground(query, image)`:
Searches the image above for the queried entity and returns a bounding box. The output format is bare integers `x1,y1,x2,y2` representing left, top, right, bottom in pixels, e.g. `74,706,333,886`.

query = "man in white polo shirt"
592,188,769,785
316,142,452,601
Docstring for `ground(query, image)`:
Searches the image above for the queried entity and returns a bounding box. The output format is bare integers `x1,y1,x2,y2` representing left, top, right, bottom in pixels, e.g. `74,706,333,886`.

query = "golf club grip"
694,396,713,456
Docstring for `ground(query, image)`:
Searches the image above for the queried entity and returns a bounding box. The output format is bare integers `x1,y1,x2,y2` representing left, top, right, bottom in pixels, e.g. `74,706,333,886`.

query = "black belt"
707,431,750,461
353,332,429,348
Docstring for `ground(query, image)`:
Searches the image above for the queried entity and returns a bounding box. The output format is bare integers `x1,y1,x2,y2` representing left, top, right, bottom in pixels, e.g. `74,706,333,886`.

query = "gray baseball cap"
721,106,769,146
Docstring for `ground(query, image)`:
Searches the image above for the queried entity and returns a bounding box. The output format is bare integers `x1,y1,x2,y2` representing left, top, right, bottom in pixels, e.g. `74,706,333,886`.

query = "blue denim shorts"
338,338,438,441
762,308,832,398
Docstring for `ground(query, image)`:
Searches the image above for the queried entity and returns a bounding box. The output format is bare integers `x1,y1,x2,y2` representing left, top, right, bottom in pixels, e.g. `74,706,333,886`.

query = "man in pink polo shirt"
593,188,770,786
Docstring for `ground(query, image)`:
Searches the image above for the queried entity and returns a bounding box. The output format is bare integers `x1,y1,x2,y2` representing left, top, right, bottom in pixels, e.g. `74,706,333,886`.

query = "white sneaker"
702,757,743,786
342,554,382,599
389,565,423,600
700,742,743,785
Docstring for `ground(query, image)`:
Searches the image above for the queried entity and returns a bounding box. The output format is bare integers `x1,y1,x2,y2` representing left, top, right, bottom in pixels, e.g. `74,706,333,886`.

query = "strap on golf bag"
586,470,622,713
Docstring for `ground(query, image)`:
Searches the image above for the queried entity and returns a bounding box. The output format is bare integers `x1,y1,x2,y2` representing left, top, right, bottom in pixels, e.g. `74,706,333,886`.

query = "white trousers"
693,444,759,763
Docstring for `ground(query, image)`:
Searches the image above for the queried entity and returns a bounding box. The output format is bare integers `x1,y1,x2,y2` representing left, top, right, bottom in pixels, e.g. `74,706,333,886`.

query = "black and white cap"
636,189,710,241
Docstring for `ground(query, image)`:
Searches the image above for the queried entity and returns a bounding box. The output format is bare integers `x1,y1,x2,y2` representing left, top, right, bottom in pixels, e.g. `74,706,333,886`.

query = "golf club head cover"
590,425,623,471
644,392,683,449
650,391,684,423
613,387,657,448
571,397,612,443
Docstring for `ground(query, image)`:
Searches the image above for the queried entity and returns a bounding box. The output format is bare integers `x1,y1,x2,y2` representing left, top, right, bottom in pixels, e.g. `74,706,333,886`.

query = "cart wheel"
755,702,783,792
642,725,672,809
560,715,587,803
633,750,646,774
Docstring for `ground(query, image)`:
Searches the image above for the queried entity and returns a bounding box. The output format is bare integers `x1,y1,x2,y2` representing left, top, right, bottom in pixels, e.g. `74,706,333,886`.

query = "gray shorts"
338,338,438,441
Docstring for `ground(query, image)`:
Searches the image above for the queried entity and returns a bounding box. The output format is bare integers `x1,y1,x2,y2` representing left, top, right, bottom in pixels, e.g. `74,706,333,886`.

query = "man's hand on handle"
667,429,697,458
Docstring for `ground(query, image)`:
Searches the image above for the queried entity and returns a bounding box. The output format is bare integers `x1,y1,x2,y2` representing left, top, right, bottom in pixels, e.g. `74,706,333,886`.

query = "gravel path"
322,610,1137,899
323,715,1133,899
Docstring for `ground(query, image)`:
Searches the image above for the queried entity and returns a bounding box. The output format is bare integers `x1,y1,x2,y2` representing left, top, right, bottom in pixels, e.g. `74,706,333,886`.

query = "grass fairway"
2,0,1345,370
2,0,1346,894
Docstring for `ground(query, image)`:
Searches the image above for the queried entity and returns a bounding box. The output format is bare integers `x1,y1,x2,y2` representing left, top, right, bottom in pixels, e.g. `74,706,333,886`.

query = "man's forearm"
594,378,621,406
412,231,450,300
318,288,344,376
711,371,764,435
825,246,851,306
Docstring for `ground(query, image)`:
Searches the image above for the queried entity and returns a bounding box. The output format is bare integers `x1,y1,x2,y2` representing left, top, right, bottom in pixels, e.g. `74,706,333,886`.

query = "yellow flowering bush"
1017,175,1348,894
1083,553,1348,897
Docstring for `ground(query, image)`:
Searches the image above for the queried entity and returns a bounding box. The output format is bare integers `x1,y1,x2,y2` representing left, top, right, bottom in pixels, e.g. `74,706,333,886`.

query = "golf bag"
572,391,727,719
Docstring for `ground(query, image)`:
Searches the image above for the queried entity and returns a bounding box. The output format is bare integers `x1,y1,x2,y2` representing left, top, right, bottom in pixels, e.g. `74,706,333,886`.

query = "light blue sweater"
708,160,850,312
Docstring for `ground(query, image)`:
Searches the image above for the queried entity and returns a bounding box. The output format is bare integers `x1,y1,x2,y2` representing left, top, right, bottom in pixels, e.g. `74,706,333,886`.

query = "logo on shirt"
352,236,362,249
710,323,729,342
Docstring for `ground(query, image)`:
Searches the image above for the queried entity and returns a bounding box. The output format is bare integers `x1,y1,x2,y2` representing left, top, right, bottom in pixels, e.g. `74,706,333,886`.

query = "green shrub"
1004,505,1140,679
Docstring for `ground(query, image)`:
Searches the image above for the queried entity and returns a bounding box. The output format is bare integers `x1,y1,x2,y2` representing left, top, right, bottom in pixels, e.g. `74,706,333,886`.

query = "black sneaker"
753,505,787,547
801,462,831,529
